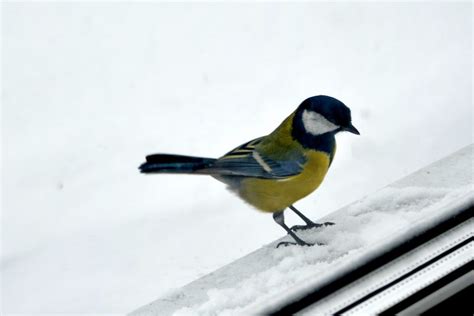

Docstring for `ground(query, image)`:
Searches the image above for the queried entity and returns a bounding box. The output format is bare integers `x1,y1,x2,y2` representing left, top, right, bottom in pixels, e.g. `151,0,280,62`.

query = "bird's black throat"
291,111,336,156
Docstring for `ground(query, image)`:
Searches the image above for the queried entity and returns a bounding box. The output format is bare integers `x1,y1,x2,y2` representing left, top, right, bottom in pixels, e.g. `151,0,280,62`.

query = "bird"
139,95,359,247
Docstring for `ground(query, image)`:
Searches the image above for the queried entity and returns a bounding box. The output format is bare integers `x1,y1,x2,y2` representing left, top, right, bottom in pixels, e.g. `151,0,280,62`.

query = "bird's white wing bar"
252,151,273,173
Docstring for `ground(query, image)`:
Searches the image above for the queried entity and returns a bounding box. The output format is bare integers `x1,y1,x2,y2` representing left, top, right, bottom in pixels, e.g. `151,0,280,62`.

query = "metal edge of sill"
264,194,473,315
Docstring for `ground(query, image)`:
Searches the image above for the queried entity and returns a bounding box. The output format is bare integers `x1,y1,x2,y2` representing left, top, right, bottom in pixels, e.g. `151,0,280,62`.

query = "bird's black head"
294,95,359,136
292,95,359,150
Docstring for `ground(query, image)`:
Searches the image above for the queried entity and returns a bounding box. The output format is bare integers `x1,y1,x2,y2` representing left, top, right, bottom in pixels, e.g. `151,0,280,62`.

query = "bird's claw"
275,238,331,248
276,241,327,248
277,241,314,248
290,221,335,232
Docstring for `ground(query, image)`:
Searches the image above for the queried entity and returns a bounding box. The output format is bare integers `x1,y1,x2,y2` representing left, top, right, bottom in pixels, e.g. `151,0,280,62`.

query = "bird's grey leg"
289,205,335,232
273,211,314,247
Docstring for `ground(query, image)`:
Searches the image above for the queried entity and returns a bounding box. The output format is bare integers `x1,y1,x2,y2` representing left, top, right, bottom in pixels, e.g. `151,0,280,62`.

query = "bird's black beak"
344,123,360,135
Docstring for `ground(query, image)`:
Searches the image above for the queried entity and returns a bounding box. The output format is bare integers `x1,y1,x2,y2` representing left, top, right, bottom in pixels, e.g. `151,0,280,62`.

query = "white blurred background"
2,2,472,313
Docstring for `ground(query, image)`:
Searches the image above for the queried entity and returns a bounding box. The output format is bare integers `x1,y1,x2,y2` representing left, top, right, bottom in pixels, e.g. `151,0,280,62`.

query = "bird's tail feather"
139,154,217,174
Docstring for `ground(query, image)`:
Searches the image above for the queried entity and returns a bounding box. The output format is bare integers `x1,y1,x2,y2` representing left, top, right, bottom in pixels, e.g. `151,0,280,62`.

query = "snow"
2,2,473,314
134,145,473,315
303,215,473,315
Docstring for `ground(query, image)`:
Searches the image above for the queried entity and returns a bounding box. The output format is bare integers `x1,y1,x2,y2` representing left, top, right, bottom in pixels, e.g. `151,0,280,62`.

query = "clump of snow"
173,185,472,316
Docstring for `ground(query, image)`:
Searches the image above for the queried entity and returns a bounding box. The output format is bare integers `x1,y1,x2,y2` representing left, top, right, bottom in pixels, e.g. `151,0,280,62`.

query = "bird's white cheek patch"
302,110,339,135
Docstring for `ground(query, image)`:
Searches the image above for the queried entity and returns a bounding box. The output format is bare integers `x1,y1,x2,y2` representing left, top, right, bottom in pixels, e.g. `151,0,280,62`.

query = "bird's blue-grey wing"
202,137,306,179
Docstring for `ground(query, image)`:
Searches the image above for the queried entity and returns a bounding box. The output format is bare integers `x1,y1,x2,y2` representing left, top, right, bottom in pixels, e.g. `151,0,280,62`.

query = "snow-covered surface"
324,218,471,315
2,2,472,314
132,145,473,316
301,215,472,315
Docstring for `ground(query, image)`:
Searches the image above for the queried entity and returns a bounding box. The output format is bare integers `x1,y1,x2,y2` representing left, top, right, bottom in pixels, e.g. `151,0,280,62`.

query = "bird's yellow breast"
238,151,331,212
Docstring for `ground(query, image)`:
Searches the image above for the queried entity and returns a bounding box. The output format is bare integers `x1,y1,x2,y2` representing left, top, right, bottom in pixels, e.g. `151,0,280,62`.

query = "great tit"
139,95,359,247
